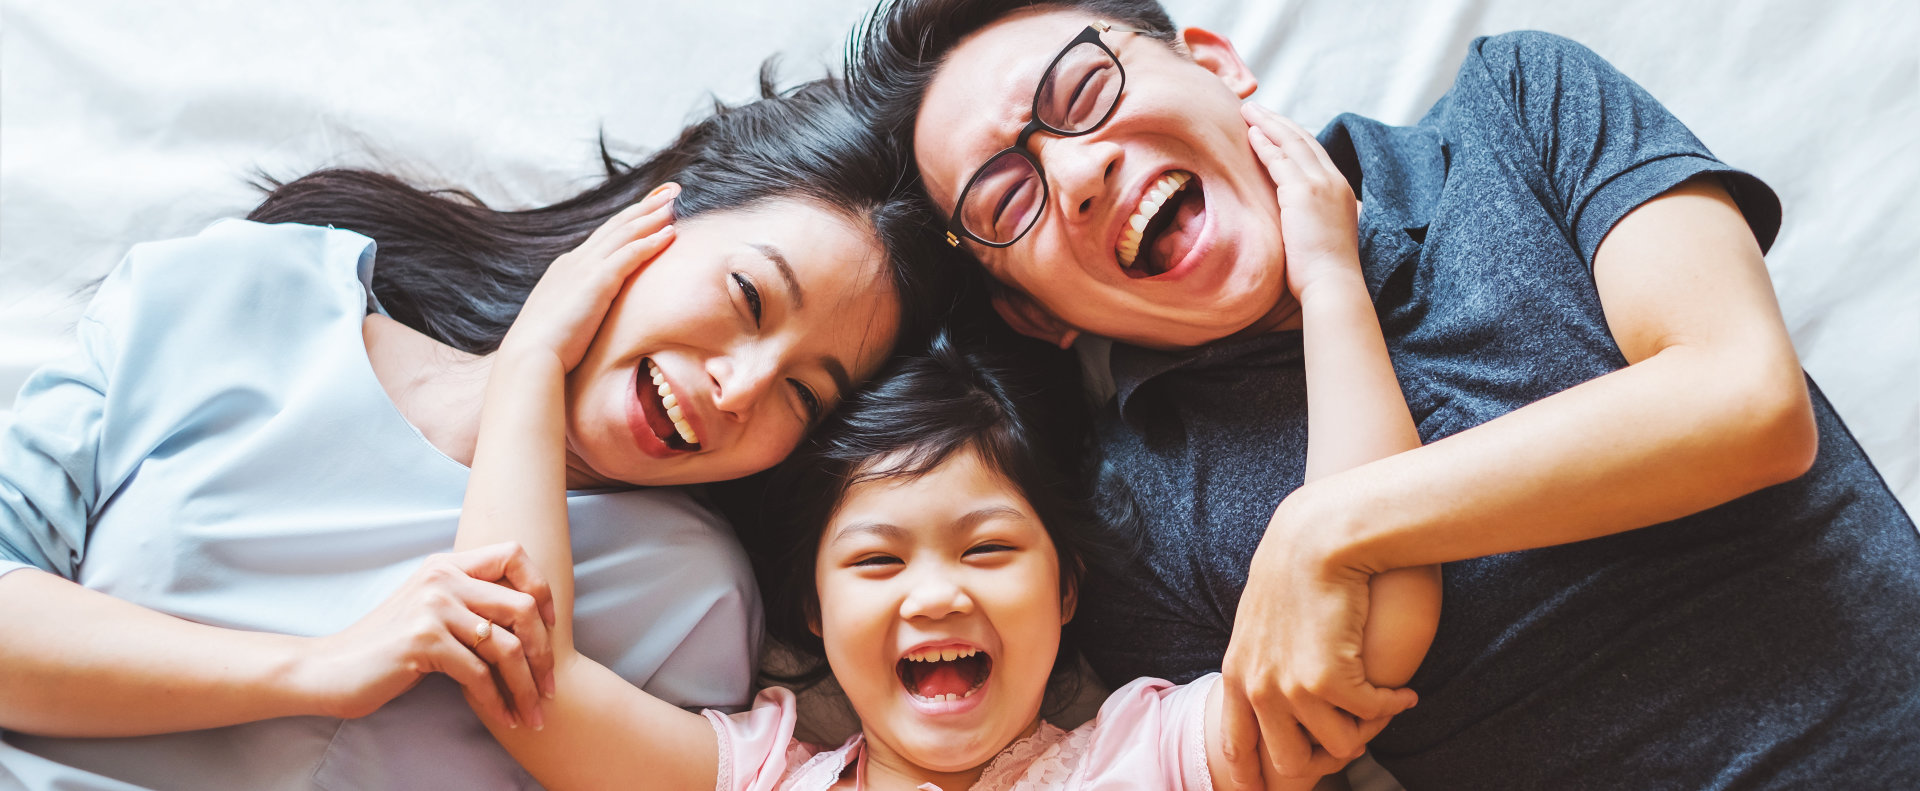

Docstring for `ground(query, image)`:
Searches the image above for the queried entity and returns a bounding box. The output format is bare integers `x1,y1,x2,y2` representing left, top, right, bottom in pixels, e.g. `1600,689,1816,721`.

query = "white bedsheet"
2,2,1913,788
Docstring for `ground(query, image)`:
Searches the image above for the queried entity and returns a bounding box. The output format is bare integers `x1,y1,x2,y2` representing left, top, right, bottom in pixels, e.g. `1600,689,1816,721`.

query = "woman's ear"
1060,562,1081,626
990,288,1082,350
1182,27,1258,99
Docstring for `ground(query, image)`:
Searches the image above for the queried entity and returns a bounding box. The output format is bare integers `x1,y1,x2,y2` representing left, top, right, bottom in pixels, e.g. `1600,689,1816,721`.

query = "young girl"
453,113,1439,789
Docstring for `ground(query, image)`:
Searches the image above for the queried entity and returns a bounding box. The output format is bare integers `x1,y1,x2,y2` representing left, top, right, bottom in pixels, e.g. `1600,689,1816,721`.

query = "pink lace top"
702,674,1219,791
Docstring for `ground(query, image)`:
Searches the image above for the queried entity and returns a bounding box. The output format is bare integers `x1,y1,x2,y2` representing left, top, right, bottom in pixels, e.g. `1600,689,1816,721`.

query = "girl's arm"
451,185,719,791
1210,106,1441,791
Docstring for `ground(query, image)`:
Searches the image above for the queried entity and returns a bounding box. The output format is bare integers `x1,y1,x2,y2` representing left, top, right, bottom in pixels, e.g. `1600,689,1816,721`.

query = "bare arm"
451,185,719,791
1240,175,1811,777
1213,106,1440,791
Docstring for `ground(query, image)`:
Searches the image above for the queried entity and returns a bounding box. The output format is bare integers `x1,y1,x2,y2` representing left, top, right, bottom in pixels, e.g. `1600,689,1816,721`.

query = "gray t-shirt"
1080,32,1920,788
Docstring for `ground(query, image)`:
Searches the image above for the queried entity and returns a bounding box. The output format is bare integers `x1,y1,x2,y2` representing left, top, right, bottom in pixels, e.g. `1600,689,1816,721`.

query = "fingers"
431,627,518,730
436,545,557,700
582,182,678,252
467,618,545,731
1217,684,1269,791
1286,696,1365,761
449,542,554,628
1243,103,1343,181
449,574,555,704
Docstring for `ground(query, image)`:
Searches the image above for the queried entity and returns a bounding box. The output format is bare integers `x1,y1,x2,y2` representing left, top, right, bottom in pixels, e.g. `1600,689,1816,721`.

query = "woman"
0,75,956,790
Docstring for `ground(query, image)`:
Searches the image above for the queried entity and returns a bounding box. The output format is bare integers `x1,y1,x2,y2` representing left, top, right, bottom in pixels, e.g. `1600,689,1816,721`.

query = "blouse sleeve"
0,267,130,581
703,686,808,791
1073,674,1219,791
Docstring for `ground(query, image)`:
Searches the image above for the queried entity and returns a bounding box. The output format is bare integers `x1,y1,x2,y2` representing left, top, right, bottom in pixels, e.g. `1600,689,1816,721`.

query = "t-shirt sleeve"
1456,31,1782,265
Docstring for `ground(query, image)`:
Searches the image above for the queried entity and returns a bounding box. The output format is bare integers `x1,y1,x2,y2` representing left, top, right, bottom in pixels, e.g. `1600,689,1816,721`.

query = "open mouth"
896,645,993,704
1117,170,1206,278
639,358,701,451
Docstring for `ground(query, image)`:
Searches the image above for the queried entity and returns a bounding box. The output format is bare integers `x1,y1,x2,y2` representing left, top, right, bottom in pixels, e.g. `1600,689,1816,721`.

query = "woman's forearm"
0,568,319,736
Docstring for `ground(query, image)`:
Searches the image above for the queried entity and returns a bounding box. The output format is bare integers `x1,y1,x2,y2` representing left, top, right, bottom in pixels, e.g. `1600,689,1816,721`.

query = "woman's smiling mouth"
627,358,702,456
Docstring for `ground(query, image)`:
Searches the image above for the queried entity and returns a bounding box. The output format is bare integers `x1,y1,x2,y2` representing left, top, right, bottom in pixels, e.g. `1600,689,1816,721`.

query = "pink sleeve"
702,687,814,791
1071,674,1219,791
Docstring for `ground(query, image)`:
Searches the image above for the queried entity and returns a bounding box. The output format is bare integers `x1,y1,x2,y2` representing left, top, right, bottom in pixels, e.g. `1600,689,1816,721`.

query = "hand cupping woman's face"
561,198,900,487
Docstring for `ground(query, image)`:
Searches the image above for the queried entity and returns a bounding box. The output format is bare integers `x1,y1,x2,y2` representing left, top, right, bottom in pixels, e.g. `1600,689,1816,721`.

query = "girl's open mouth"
896,645,993,713
636,358,701,452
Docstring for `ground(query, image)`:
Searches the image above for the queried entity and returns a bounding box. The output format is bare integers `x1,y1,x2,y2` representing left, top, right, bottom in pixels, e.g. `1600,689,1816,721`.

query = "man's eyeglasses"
945,21,1146,249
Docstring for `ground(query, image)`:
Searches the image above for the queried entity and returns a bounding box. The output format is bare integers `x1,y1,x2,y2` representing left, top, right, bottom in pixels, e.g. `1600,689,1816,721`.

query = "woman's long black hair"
248,66,960,356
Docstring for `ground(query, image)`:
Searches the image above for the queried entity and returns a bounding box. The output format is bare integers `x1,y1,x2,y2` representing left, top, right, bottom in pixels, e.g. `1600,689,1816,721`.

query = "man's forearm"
1305,339,1815,574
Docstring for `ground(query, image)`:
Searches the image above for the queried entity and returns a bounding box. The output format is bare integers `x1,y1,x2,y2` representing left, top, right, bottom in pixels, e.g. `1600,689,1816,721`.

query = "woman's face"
563,199,900,487
812,446,1073,776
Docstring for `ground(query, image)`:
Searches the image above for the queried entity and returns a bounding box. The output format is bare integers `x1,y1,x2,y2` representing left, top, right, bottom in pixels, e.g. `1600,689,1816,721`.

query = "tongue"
1145,188,1206,276
913,662,974,698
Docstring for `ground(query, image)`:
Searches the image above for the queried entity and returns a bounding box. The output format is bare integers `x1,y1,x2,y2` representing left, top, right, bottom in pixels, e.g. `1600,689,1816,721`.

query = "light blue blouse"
0,220,761,790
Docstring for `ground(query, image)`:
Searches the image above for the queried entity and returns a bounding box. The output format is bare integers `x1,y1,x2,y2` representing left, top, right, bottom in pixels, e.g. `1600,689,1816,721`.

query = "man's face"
915,7,1290,350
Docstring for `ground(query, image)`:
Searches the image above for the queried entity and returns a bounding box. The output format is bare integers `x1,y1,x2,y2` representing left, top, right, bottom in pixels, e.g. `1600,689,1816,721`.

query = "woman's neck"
362,313,490,466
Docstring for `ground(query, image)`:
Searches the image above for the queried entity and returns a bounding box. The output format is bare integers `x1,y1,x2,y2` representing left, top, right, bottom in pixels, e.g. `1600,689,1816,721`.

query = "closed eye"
790,378,822,423
965,543,1015,556
732,272,762,326
853,554,901,568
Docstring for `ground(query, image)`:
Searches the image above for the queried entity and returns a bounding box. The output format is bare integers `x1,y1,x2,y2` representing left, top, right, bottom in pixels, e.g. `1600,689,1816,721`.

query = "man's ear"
990,288,1082,350
1182,27,1258,99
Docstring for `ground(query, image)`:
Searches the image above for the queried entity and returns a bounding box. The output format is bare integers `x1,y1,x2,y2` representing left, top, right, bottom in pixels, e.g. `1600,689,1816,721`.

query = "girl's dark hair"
248,67,961,356
739,319,1114,714
845,0,1177,156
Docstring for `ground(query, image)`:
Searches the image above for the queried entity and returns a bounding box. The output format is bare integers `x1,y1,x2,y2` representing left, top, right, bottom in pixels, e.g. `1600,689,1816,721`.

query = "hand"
1217,491,1417,787
499,183,679,370
1241,103,1363,303
296,542,557,731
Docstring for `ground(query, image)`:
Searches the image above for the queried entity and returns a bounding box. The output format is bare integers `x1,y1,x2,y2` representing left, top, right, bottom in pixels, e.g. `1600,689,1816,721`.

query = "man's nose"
1035,134,1121,220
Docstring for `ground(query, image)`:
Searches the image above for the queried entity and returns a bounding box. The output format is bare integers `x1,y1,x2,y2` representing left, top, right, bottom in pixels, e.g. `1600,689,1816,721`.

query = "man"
848,0,1920,787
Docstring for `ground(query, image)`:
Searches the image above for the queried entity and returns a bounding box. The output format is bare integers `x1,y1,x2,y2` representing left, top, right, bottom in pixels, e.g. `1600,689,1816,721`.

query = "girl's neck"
854,718,1043,791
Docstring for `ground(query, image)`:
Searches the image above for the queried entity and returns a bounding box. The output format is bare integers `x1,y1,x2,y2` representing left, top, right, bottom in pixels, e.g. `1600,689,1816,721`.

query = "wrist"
1292,265,1368,309
1273,479,1382,577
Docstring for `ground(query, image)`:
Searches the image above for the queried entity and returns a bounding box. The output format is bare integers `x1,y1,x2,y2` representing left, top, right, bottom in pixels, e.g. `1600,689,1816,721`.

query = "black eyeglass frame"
944,21,1145,249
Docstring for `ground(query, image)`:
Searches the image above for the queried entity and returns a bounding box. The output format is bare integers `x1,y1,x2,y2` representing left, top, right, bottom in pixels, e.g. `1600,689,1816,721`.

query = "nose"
1034,134,1121,220
899,568,975,621
706,347,779,422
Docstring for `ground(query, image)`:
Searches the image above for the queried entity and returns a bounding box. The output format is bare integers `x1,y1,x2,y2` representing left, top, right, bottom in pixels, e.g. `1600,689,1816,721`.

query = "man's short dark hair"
846,0,1179,160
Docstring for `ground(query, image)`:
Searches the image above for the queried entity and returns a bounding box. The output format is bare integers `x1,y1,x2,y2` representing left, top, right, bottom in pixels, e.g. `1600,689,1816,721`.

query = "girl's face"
564,199,900,487
812,445,1075,776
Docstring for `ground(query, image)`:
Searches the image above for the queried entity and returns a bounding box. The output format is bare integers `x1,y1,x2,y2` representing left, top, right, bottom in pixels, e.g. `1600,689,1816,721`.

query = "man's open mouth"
1117,170,1206,278
639,358,701,451
896,645,992,703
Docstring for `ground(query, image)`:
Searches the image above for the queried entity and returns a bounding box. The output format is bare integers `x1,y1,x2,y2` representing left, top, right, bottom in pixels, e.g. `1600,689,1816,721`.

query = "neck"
856,719,1041,791
363,314,489,466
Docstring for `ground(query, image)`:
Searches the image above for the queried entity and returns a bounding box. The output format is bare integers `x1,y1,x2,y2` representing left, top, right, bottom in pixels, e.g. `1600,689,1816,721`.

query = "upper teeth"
647,360,699,445
904,646,979,663
1117,170,1192,269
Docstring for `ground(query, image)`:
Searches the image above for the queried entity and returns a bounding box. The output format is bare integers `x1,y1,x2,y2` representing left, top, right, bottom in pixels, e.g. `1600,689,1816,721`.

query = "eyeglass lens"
959,40,1123,245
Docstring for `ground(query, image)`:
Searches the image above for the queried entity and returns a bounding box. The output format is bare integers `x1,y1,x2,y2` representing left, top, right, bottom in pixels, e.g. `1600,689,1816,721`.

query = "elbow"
1730,362,1819,489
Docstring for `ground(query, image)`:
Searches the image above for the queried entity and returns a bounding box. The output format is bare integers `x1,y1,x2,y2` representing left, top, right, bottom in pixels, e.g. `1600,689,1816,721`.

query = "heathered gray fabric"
1078,32,1920,789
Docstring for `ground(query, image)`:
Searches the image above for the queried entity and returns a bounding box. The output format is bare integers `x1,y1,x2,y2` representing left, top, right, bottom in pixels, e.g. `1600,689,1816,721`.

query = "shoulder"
92,220,377,338
1057,676,1216,788
1449,31,1644,128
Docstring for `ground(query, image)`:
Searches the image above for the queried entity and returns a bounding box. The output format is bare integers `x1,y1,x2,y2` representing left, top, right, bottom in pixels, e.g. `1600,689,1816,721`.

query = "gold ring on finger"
473,618,493,648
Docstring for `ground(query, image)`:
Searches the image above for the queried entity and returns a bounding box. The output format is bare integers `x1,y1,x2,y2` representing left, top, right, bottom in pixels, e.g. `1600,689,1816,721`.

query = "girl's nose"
899,572,975,621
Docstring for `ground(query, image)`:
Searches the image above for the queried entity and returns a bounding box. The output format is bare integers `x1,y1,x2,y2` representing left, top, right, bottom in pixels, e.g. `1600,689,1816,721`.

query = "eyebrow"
829,505,1028,548
751,241,857,400
749,243,803,310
